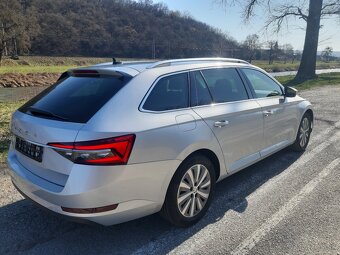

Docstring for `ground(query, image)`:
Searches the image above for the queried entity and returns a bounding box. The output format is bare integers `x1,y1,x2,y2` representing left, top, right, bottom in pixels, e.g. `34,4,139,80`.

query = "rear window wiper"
27,107,69,121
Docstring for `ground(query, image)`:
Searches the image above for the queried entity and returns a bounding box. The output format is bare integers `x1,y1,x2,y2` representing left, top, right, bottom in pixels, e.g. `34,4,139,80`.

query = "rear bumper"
7,150,180,226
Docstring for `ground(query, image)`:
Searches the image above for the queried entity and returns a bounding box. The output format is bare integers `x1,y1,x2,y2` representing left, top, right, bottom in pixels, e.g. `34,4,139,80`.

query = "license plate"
15,136,43,162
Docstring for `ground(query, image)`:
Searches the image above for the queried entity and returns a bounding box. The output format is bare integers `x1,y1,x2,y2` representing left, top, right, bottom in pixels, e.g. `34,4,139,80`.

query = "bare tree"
267,40,280,64
219,0,340,82
243,34,260,63
321,46,333,62
282,44,294,64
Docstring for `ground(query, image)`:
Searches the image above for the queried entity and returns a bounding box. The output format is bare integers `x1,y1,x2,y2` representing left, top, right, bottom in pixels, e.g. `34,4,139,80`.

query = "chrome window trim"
189,95,286,110
140,65,256,114
255,95,285,101
190,98,257,110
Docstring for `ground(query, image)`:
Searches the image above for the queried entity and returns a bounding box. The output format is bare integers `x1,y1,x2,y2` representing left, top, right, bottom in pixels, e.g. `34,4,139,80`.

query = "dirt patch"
0,73,60,88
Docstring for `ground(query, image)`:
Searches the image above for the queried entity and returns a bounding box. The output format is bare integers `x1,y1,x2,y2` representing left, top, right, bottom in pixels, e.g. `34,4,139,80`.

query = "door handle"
214,120,229,128
263,110,274,117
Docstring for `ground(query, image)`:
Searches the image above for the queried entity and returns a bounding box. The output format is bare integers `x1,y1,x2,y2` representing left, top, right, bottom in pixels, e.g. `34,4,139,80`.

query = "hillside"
17,0,238,59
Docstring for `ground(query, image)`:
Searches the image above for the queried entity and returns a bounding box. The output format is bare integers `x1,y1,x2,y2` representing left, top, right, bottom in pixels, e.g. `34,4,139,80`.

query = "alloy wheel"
177,164,211,217
299,117,310,147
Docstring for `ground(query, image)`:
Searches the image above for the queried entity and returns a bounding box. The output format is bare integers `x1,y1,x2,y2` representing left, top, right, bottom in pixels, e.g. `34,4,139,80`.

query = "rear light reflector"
48,134,135,165
61,204,118,214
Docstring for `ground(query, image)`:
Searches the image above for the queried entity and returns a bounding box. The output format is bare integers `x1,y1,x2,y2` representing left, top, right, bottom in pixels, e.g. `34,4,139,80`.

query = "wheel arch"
161,148,221,218
304,109,314,125
176,148,222,182
300,107,314,132
160,148,220,226
295,101,314,138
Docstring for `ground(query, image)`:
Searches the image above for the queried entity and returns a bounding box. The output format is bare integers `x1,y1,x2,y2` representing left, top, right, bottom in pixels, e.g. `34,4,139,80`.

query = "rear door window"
143,73,189,111
190,71,213,107
201,68,249,103
19,75,130,123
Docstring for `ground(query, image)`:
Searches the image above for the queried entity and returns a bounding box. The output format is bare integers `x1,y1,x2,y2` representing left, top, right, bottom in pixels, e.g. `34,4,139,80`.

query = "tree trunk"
1,23,8,57
294,0,323,82
13,37,18,57
0,45,3,65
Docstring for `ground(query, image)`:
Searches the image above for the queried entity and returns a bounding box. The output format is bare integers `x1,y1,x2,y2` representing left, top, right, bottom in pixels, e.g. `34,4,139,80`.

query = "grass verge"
0,101,23,165
276,72,340,90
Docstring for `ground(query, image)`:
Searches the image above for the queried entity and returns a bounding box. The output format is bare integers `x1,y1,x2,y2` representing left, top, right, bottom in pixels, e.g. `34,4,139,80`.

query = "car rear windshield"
19,74,131,123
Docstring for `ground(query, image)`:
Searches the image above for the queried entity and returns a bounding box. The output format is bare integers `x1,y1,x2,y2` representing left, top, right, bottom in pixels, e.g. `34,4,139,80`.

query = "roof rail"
147,58,249,69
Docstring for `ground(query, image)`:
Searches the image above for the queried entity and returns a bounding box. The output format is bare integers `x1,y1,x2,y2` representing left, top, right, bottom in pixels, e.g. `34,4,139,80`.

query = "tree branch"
297,7,308,21
244,0,259,19
321,1,340,11
218,0,338,32
217,0,263,20
321,0,340,15
265,5,309,32
321,8,340,15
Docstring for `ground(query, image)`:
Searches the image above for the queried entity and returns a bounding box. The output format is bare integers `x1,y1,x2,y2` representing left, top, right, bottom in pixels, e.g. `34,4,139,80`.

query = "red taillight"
48,143,73,149
72,70,99,77
48,134,135,165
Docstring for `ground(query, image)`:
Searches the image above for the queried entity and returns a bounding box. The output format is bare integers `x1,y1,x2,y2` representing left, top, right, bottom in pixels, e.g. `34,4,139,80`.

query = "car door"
240,68,297,157
190,68,264,173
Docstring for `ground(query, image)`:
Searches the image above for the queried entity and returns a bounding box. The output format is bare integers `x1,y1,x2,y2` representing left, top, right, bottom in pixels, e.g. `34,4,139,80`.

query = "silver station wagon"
7,58,313,227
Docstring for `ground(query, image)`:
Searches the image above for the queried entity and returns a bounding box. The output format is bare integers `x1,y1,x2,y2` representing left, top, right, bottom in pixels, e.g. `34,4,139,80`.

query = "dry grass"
0,101,23,165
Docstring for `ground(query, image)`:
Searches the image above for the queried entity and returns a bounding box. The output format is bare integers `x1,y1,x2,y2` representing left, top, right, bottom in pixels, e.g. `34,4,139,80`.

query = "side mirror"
284,86,297,97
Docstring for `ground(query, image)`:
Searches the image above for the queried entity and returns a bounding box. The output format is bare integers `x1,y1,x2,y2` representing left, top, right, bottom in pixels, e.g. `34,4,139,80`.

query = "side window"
143,73,189,111
242,68,283,98
201,68,249,103
190,71,213,106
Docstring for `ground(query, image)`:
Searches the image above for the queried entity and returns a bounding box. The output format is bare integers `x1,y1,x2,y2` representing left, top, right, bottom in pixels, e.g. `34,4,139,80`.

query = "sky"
152,0,340,52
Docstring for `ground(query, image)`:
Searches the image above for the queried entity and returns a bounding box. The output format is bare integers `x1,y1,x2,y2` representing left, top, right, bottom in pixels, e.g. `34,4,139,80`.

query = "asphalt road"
1,85,339,255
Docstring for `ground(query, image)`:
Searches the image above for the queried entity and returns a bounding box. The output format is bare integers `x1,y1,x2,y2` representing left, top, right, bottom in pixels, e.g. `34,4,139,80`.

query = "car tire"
161,154,216,227
291,112,313,152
